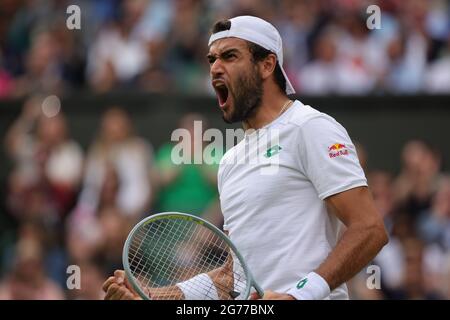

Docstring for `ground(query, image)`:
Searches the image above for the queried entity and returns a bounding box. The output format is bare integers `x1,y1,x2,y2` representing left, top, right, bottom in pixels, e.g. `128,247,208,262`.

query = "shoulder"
218,142,240,181
285,101,356,161
286,101,343,132
282,102,353,148
219,143,239,166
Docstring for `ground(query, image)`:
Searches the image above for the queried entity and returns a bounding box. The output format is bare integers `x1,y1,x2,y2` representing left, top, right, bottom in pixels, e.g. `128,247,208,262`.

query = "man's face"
207,38,263,123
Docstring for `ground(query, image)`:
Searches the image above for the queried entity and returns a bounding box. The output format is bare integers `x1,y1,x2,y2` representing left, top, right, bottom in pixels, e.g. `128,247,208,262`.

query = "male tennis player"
103,15,388,300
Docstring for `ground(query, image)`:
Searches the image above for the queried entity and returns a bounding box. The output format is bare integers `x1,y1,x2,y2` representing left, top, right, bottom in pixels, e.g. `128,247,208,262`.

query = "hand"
250,290,296,300
102,270,142,300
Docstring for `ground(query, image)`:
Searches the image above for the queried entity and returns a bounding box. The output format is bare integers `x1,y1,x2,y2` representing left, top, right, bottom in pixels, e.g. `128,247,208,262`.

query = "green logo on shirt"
297,278,308,289
264,145,282,158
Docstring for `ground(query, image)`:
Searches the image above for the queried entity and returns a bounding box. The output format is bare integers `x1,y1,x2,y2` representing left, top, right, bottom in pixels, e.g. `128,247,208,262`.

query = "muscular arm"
315,186,389,290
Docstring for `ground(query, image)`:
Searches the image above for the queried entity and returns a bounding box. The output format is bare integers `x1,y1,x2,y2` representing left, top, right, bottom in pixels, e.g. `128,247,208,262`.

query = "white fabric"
76,138,153,217
208,15,296,95
45,141,83,185
218,100,368,300
286,272,330,300
176,273,219,300
87,29,149,82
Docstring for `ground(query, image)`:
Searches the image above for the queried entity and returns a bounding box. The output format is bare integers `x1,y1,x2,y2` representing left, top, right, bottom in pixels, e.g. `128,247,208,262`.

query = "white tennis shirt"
218,100,368,300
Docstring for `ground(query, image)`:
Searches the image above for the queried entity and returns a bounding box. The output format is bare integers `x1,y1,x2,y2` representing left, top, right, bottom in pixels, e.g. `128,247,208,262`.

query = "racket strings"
138,223,243,299
130,222,228,299
132,219,192,288
127,218,248,300
130,219,182,284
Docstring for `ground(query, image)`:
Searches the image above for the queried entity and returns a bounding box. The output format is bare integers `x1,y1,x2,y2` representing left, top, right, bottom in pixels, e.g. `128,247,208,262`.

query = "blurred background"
0,0,449,300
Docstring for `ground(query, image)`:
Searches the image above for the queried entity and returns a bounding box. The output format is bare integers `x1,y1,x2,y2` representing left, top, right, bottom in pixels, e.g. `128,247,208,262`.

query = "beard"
223,65,263,124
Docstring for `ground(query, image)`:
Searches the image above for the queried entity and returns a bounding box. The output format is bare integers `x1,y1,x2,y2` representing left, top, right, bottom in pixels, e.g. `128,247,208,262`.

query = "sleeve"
297,116,368,200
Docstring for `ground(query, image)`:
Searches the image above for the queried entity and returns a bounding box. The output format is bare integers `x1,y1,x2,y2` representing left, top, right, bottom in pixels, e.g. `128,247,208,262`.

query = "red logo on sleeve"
328,143,349,158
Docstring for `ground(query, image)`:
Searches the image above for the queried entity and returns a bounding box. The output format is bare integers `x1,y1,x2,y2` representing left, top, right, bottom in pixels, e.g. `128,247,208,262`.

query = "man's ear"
259,53,277,80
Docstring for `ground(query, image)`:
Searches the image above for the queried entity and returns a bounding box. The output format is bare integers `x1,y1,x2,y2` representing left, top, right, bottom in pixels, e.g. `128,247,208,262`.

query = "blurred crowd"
350,141,450,299
0,96,221,299
0,0,449,301
1,0,450,98
0,97,448,300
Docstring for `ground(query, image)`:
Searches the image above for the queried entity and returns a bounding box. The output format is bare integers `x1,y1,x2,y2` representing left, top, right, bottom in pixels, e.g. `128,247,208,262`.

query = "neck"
243,89,291,130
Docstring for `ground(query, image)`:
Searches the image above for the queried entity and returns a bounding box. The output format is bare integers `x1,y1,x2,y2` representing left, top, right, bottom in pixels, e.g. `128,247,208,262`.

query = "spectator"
0,236,65,300
425,33,450,93
297,27,342,94
67,261,106,300
381,28,429,93
386,237,444,299
5,95,84,221
13,31,65,97
368,170,395,229
332,11,381,94
0,0,449,96
163,0,210,93
153,113,221,217
66,165,129,267
73,107,153,219
96,207,132,275
393,140,442,220
86,0,151,92
417,175,450,249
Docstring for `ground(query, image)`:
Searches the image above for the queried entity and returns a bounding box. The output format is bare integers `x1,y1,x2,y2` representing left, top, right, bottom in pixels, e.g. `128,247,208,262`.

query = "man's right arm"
103,251,235,300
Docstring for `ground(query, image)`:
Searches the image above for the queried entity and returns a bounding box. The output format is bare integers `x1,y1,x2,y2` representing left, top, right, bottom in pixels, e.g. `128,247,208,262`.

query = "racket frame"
122,212,264,300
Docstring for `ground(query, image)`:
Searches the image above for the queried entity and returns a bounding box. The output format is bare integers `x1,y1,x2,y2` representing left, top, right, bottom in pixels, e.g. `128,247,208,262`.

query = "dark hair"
211,19,287,94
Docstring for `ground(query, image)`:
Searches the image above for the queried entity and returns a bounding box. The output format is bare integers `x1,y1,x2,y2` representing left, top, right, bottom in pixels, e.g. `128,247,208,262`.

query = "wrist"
176,273,219,300
286,272,331,300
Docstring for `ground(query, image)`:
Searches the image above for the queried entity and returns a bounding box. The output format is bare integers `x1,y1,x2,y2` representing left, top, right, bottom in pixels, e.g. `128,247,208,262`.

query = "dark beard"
223,66,263,124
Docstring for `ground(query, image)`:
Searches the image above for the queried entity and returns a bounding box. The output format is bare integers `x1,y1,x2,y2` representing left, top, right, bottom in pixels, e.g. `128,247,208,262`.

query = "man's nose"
210,59,225,78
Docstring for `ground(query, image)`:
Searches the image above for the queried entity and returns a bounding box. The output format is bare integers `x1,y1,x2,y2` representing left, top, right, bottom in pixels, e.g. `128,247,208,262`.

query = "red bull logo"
328,143,349,158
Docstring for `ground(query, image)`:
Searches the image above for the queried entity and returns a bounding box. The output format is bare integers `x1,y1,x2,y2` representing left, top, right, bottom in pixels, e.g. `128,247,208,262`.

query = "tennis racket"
122,212,264,300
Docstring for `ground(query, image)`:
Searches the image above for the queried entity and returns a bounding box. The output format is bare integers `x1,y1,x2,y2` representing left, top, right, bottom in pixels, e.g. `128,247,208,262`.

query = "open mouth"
213,81,229,108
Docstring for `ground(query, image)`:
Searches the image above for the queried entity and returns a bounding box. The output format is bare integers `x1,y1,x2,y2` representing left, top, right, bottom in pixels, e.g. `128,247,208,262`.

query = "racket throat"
229,290,241,299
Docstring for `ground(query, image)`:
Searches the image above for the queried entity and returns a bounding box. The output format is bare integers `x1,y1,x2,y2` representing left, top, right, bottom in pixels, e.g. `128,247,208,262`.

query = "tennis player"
103,15,388,300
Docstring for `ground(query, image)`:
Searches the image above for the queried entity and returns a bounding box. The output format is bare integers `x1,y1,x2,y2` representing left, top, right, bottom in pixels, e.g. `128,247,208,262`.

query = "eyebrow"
206,48,241,61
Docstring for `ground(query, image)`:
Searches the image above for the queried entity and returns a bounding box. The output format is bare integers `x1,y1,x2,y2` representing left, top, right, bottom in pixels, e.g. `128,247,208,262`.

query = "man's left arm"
256,186,388,300
254,116,389,300
316,186,389,290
